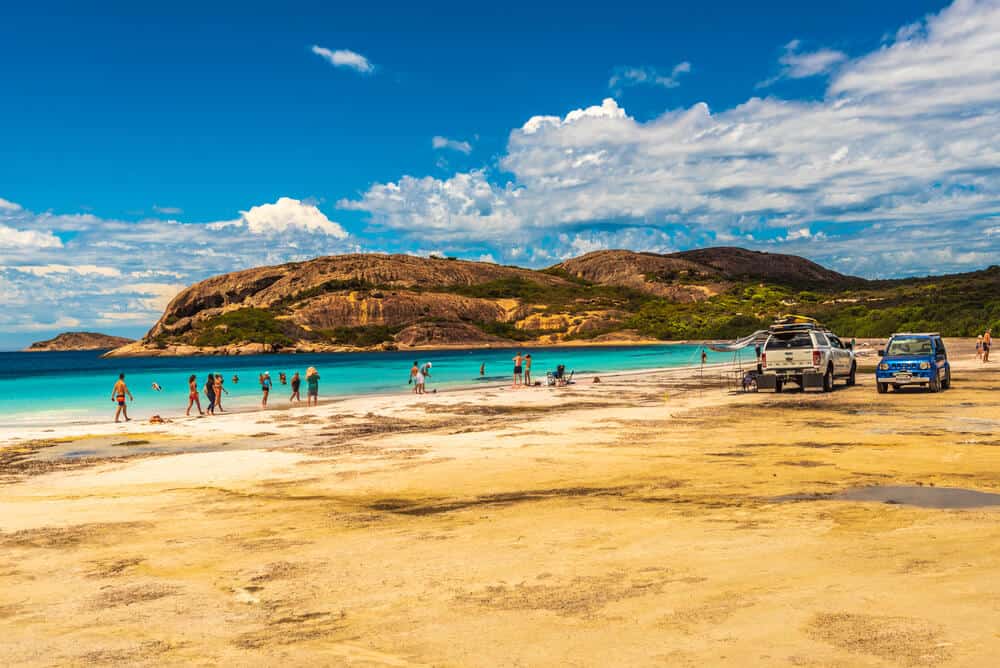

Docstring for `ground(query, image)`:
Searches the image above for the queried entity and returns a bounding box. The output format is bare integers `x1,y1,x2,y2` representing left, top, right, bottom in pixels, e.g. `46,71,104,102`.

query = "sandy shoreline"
2,342,999,665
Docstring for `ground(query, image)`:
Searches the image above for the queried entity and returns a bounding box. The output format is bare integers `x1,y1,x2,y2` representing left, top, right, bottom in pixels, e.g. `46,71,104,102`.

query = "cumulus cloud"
345,0,1000,277
0,196,357,342
609,61,691,90
310,45,374,74
432,136,473,154
0,198,22,211
238,197,348,237
0,223,63,249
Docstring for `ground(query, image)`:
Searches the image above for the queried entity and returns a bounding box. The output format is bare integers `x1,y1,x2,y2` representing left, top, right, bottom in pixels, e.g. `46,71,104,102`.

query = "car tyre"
823,366,834,392
877,382,888,394
847,363,857,387
929,374,941,393
775,379,783,394
941,368,951,390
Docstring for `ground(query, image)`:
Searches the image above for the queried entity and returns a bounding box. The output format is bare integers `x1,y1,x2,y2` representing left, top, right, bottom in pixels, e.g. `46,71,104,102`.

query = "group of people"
409,361,433,394
977,330,993,362
511,352,533,387
111,366,323,421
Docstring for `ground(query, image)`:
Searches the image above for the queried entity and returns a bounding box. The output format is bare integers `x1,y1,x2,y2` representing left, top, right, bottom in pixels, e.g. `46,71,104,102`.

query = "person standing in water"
186,374,203,416
290,371,302,403
261,372,272,407
524,354,533,386
419,362,432,394
512,352,524,387
204,373,216,415
214,374,228,412
306,367,320,407
410,361,420,394
111,373,134,423
479,362,485,377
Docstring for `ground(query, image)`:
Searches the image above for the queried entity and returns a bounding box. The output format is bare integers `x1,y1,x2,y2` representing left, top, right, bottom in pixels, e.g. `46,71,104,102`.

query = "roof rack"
768,314,829,334
891,332,940,337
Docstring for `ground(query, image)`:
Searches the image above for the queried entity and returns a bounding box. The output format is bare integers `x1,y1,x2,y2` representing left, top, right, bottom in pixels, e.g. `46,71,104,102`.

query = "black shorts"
514,366,522,374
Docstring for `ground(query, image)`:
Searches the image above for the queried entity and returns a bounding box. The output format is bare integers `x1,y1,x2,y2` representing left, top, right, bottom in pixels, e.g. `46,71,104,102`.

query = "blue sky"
1,0,998,348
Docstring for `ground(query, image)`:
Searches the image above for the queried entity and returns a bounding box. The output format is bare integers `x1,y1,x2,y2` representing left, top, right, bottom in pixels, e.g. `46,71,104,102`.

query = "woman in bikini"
213,374,228,412
186,374,203,416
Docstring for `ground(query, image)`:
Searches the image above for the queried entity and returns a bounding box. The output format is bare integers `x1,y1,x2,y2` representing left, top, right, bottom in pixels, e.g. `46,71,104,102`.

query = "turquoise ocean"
0,344,745,427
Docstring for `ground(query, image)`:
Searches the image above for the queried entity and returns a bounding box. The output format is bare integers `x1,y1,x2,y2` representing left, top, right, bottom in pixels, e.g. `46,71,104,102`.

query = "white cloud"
757,40,848,88
310,45,374,74
9,264,122,278
432,136,473,154
239,197,348,238
609,61,691,90
152,204,183,215
0,198,22,211
345,0,1000,277
0,224,63,249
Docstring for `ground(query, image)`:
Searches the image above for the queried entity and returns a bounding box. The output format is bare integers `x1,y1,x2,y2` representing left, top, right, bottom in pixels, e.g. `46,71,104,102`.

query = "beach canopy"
705,329,770,353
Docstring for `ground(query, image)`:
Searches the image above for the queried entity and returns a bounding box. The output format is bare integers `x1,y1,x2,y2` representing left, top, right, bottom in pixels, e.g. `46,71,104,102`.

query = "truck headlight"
919,361,931,370
879,363,889,370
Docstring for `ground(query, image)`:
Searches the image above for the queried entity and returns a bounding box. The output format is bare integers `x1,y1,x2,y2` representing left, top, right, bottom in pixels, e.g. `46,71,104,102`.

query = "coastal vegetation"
127,250,1000,355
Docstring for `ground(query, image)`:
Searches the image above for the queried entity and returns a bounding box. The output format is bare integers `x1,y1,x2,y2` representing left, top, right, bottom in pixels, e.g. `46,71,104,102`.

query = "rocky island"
25,332,135,352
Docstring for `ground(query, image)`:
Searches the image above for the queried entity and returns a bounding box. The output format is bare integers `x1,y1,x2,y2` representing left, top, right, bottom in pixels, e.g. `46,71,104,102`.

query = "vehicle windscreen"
766,332,813,349
887,337,933,356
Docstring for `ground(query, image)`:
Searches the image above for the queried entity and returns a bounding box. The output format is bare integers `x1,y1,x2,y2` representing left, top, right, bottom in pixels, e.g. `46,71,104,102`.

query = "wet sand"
1,345,999,666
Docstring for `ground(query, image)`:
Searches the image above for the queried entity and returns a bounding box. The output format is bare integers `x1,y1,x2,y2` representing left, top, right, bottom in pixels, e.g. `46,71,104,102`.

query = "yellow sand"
1,347,998,666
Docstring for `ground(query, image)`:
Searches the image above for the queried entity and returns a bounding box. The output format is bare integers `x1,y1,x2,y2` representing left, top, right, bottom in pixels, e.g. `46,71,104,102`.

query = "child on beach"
111,373,134,423
306,367,320,406
186,374,203,416
977,335,984,360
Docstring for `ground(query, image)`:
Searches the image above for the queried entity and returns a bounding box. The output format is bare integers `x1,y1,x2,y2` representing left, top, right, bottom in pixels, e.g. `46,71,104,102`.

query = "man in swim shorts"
524,354,532,386
306,367,320,406
512,352,523,387
290,371,302,402
261,372,272,407
410,361,420,394
111,373,134,423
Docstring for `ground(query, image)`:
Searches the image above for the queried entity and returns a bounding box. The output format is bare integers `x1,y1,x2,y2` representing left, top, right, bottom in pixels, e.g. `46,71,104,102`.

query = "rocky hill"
554,247,859,301
26,332,135,352
104,248,1000,357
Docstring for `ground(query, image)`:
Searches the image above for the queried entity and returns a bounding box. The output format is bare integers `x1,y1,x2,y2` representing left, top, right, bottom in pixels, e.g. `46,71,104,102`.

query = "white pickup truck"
758,325,857,392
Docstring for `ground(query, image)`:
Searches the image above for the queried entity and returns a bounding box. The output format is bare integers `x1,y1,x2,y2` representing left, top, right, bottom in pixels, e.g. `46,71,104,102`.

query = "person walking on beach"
306,367,320,407
512,352,524,387
204,373,217,415
111,373,134,423
186,374,204,416
261,372,272,407
976,335,984,360
290,372,301,403
524,354,533,386
214,374,228,412
410,361,420,394
984,330,993,363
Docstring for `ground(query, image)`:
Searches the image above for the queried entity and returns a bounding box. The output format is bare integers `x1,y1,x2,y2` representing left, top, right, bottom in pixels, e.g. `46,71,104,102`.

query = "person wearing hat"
418,361,432,395
261,371,272,408
306,367,320,407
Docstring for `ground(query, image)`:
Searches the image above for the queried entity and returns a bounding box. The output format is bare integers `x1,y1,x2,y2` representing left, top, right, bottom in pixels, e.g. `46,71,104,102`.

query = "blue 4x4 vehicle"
876,333,951,393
